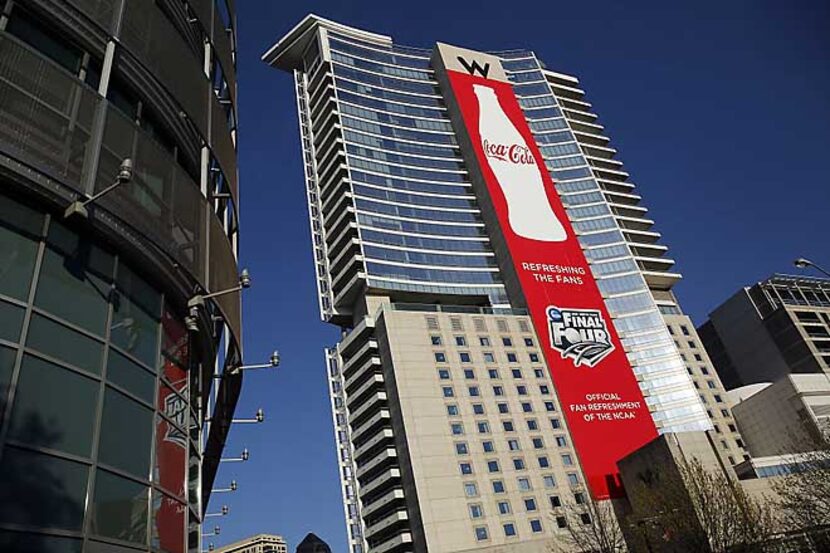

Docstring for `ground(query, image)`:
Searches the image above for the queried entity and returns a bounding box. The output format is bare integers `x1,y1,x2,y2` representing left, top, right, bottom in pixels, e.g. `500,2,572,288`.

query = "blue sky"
213,1,830,550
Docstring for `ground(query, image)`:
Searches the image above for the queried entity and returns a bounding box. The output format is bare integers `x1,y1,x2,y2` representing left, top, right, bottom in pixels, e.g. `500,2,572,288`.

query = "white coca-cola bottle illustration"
475,84,567,242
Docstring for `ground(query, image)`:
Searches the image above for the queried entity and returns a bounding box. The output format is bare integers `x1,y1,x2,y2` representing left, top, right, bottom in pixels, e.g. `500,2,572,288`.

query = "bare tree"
548,492,627,553
772,430,830,548
627,458,776,552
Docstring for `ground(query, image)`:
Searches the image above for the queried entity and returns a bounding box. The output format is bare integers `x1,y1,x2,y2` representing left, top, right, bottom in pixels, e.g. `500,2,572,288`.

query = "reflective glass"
0,446,88,530
0,300,24,343
98,387,153,478
107,350,155,403
0,531,82,553
151,490,185,553
35,222,113,336
26,314,104,374
91,469,149,544
8,355,98,457
0,196,42,301
0,345,15,408
112,265,161,368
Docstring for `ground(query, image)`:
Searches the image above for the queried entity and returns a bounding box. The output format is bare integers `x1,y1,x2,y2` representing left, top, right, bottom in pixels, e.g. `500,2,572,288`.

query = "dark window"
107,350,156,403
91,469,149,544
0,446,88,531
26,314,104,374
0,301,25,343
0,531,82,553
0,198,42,301
7,8,83,74
98,388,153,478
112,265,161,368
8,355,99,457
35,223,114,336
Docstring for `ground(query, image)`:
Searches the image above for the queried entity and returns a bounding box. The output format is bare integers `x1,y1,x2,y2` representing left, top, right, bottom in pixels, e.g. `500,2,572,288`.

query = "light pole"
794,257,830,278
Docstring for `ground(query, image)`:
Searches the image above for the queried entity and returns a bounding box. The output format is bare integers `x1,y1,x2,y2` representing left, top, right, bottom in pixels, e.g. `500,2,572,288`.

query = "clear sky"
212,1,830,550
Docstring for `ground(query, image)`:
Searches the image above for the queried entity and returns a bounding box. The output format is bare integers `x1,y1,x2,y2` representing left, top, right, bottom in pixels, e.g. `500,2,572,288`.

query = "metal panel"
211,7,236,100
0,34,97,192
209,96,237,199
120,1,210,139
208,215,241,349
66,0,118,32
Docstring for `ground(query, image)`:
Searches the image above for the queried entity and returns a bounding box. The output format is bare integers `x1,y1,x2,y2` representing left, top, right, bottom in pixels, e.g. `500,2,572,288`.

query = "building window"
460,463,473,475
533,437,545,449
538,456,550,468
492,480,505,493
488,369,500,379
456,442,469,455
478,421,491,434
539,385,550,395
517,385,528,396
511,368,523,379
508,439,520,451
707,380,716,389
556,516,567,528
493,386,504,396
524,498,537,512
456,336,467,346
568,473,580,486
475,526,489,541
507,352,518,363
534,369,545,378
513,458,525,470
524,338,534,347
555,436,568,447
550,418,561,429
498,501,511,515
527,419,538,430
681,325,690,336
503,421,515,432
530,519,543,533
502,337,513,347
431,336,442,345
518,477,532,491
473,403,485,415
434,352,446,362
488,460,501,473
545,401,556,412
550,496,562,508
464,369,476,379
574,492,586,504
544,475,556,488
447,404,459,416
468,386,480,397
483,441,495,453
442,387,454,398
483,352,495,363
521,402,533,413
451,423,464,435
529,353,540,362
503,523,517,537
460,352,472,363
498,403,509,414
469,504,483,519
438,369,451,380
562,454,573,466
479,337,491,346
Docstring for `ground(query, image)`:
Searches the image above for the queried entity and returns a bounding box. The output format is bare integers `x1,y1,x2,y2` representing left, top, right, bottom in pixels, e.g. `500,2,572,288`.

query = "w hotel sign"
432,43,657,500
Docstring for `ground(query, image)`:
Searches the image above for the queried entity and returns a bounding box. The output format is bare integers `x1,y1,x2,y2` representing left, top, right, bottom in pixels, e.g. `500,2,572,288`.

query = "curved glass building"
0,1,241,552
265,15,747,553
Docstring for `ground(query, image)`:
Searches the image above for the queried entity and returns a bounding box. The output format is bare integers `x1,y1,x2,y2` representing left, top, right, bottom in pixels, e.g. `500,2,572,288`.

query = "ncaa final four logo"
547,306,614,367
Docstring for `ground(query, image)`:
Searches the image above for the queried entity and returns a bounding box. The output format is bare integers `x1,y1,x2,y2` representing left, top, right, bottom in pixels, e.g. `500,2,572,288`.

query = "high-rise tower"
264,15,744,553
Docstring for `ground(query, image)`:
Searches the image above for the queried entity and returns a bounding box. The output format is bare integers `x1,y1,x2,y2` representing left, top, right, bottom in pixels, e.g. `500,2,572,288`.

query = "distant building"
296,533,333,553
728,374,830,458
699,273,830,389
214,534,288,553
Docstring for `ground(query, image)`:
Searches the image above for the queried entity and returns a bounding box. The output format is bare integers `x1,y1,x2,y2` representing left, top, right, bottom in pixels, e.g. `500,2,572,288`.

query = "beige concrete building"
728,373,830,458
213,533,288,553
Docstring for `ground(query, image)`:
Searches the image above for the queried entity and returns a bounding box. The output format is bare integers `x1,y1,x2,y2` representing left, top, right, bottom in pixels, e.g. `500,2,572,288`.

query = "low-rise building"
214,534,289,553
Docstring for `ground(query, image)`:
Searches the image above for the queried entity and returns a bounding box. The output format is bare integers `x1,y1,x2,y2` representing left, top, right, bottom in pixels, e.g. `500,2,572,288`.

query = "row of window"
433,350,542,364
447,407,563,432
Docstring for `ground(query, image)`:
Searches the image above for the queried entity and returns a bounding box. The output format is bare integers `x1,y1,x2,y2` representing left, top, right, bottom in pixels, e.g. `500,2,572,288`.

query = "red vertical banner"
444,67,657,499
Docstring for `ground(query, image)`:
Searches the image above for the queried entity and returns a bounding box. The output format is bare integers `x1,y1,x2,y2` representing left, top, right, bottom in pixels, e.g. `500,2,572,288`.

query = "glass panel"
112,265,161,368
91,469,149,545
151,490,185,553
0,300,24,343
26,314,104,374
35,222,113,336
0,345,16,408
8,355,99,457
0,446,88,530
107,350,155,403
155,411,186,499
0,196,42,301
98,387,153,478
0,531,83,553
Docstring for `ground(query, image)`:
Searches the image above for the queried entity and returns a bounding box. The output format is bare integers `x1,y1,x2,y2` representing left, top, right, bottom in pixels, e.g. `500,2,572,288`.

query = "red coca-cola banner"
445,68,657,499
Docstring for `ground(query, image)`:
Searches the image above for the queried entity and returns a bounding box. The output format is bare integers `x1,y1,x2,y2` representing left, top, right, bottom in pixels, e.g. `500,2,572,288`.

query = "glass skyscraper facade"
265,15,746,553
0,1,242,551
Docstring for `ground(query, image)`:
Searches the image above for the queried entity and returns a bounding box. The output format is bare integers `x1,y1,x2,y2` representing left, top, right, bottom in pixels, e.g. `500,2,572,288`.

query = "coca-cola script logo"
482,139,535,165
